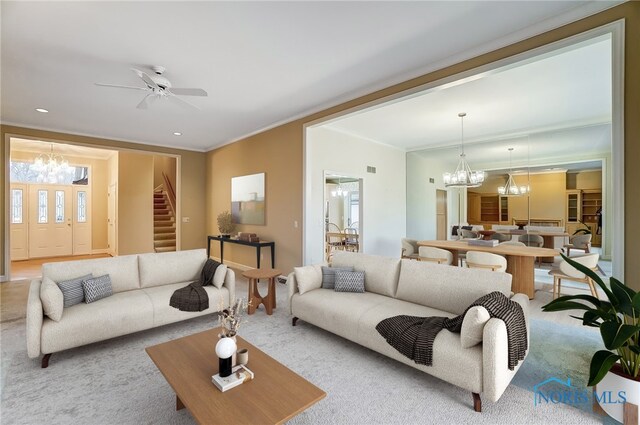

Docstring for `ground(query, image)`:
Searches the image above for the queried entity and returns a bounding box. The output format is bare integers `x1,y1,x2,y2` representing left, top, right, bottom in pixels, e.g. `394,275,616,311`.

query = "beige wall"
1,125,207,279
118,152,154,255
9,150,109,250
206,122,302,273
153,155,177,192
568,170,603,190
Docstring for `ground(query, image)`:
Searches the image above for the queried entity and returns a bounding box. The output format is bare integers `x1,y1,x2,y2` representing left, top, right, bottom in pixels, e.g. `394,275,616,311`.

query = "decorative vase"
596,364,640,424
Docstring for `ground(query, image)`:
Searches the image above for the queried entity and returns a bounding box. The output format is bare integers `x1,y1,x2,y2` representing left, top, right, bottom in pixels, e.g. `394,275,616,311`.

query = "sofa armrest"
223,268,236,306
286,272,298,315
482,293,529,402
26,279,43,359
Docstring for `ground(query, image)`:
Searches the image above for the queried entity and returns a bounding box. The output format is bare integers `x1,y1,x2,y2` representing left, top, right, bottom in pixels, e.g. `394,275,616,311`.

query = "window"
38,190,48,223
10,160,89,185
55,191,65,223
77,191,87,223
11,189,23,224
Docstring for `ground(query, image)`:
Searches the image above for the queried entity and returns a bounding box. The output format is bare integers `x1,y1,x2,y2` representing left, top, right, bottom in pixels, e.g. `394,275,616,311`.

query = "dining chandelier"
31,144,73,183
331,179,347,197
442,112,485,188
497,148,529,196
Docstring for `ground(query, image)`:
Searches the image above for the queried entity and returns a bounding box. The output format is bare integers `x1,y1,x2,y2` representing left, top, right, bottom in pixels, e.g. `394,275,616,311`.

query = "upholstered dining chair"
518,234,545,267
465,251,507,272
548,253,600,299
499,241,526,247
401,238,420,260
563,234,592,256
490,232,512,242
460,229,480,239
418,246,453,265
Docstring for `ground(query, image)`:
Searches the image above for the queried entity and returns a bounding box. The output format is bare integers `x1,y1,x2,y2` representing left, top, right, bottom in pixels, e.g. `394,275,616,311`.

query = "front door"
73,186,91,255
10,183,28,260
28,184,73,258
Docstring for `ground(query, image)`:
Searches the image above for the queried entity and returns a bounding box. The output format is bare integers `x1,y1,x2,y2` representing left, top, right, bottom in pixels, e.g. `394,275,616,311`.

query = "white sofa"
26,249,235,367
286,251,529,412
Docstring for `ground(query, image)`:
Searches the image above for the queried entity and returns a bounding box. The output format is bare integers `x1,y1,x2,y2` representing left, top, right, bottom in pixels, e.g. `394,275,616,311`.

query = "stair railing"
162,172,177,216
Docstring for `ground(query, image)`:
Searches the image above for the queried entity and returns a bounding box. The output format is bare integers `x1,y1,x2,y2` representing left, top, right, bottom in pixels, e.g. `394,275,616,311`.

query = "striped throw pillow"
57,274,93,307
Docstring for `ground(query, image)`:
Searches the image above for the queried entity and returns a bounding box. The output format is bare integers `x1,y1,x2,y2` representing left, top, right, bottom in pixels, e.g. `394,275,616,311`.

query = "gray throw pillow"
334,270,365,293
82,275,113,304
57,274,93,307
321,266,354,289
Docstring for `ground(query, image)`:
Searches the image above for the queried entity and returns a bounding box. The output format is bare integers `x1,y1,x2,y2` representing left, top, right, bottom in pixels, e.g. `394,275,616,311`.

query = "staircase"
153,188,176,253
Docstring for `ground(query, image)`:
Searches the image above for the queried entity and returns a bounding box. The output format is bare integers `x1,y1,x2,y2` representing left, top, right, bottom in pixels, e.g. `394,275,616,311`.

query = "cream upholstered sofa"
286,251,529,412
26,249,235,367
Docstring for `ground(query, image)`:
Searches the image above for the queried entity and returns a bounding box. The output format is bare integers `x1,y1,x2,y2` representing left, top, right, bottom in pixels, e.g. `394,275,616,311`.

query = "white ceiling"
0,1,622,152
326,35,612,151
10,138,115,160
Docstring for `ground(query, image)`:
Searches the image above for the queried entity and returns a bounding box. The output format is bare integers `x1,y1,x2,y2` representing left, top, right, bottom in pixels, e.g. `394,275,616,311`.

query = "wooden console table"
207,236,275,269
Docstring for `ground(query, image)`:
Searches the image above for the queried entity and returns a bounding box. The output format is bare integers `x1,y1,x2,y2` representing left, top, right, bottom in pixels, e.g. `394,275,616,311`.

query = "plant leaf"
629,345,640,355
610,278,637,316
542,300,594,312
561,254,615,302
600,321,640,350
588,350,622,386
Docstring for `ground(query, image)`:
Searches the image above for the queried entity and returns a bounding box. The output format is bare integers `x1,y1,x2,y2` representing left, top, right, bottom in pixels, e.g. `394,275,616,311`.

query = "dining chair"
548,253,600,299
460,229,480,239
518,234,545,267
418,246,453,265
344,228,359,252
490,232,512,242
499,241,526,246
327,222,341,233
401,238,420,260
563,234,592,256
465,251,507,272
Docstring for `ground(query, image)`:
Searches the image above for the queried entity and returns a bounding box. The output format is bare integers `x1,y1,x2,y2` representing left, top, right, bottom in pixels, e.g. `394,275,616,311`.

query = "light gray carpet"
1,280,605,424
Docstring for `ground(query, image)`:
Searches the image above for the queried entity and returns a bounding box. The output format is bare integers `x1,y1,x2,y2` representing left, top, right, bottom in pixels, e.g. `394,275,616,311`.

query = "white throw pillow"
294,265,322,295
213,264,228,289
40,277,64,322
460,306,491,348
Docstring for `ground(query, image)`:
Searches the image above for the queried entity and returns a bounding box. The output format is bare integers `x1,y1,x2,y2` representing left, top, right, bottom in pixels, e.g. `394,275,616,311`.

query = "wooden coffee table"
146,328,325,425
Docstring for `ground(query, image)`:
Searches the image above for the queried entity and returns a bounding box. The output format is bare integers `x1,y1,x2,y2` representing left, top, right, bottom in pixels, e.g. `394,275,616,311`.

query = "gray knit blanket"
376,291,527,370
169,259,220,312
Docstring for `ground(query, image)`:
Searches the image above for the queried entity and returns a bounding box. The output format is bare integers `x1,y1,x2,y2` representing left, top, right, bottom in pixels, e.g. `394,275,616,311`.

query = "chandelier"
31,144,73,184
497,148,529,196
442,113,485,187
331,178,348,197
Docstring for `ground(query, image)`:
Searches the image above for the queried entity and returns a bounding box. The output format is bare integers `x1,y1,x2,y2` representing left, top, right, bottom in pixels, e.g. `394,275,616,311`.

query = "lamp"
30,144,73,184
497,148,529,196
442,113,485,187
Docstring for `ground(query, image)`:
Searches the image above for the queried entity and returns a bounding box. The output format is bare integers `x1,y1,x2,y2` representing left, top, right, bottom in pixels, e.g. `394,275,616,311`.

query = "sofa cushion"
213,264,228,289
294,265,322,295
461,306,491,348
57,274,93,307
321,266,354,289
138,249,207,289
355,297,483,393
82,275,114,304
331,252,401,297
142,282,230,327
40,277,64,322
43,255,140,293
334,270,365,293
41,290,154,354
291,289,388,341
395,259,512,315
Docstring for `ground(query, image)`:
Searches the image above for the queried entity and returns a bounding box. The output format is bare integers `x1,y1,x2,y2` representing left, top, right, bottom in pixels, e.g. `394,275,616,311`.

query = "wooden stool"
242,268,281,315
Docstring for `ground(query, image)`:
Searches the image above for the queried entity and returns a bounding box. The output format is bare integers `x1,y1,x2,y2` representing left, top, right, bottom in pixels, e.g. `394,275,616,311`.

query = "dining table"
418,240,561,299
502,231,570,263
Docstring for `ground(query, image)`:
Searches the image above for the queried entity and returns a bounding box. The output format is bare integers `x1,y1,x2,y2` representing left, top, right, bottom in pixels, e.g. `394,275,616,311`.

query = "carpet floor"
0,280,613,424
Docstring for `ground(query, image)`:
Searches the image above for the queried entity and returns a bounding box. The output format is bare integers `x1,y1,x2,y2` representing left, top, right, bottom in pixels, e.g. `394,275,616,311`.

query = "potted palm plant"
543,254,639,422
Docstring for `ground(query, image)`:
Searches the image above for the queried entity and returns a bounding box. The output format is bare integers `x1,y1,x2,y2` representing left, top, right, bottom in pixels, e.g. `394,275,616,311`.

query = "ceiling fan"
95,65,207,110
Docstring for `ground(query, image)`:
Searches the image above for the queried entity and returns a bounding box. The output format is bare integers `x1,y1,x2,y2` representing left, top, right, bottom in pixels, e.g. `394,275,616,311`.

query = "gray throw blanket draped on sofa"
169,259,220,312
376,291,527,370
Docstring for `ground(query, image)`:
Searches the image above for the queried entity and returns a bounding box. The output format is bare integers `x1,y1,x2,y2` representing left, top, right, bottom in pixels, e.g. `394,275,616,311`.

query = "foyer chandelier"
497,148,529,196
331,178,347,197
442,113,485,187
31,144,73,184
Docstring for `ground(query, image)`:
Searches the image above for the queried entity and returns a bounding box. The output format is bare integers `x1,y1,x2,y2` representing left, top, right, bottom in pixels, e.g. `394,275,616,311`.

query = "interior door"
10,183,28,260
73,186,91,255
107,183,117,256
28,184,73,258
436,189,447,240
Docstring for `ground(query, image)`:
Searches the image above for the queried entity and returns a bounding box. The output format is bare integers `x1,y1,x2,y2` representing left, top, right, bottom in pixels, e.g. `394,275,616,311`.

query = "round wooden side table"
242,268,281,315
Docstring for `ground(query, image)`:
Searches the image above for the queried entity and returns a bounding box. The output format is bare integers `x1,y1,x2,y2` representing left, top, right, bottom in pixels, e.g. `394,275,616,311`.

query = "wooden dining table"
418,240,560,299
502,231,570,263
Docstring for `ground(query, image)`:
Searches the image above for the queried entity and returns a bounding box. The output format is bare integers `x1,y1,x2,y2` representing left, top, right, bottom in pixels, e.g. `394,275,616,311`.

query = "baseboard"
0,275,7,283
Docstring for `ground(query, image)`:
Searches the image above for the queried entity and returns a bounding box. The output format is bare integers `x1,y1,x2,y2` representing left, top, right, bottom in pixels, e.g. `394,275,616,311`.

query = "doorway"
436,189,447,240
324,173,362,261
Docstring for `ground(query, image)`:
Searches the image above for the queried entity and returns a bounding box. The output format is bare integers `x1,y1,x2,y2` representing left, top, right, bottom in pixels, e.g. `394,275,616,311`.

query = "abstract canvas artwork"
231,173,265,225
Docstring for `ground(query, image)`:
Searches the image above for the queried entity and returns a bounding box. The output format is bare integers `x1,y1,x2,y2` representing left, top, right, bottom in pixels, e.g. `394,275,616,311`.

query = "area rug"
0,282,611,424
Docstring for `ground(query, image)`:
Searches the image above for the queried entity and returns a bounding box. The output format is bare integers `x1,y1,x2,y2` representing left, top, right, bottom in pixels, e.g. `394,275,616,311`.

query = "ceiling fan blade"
131,68,159,89
168,93,200,110
95,83,149,91
136,93,155,110
168,88,208,97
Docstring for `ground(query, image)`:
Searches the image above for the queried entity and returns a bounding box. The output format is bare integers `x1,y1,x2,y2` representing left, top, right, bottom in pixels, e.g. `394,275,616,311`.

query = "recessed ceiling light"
35,108,49,113
173,132,182,136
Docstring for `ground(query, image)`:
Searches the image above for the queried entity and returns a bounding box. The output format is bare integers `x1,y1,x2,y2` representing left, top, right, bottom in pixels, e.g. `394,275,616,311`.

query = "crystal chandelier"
442,113,485,188
497,148,529,196
30,144,73,184
331,178,347,197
